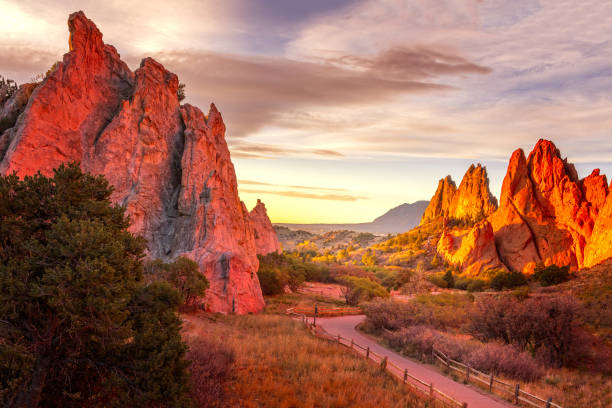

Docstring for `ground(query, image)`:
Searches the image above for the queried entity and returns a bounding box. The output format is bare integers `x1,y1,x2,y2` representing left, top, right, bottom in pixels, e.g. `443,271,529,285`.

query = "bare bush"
466,343,544,381
383,325,476,361
187,338,235,408
469,295,583,367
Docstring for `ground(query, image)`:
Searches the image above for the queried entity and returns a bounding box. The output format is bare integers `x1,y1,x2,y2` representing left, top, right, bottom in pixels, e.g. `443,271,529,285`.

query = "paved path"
315,315,513,408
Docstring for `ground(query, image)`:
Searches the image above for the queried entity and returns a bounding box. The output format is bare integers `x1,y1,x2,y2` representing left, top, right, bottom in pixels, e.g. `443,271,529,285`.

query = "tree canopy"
0,163,190,408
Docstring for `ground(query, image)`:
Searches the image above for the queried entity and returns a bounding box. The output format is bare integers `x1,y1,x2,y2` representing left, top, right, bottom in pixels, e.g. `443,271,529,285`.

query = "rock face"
437,220,506,276
426,165,501,275
450,139,612,274
421,164,497,226
448,164,498,222
420,176,457,224
249,199,281,255
0,11,264,313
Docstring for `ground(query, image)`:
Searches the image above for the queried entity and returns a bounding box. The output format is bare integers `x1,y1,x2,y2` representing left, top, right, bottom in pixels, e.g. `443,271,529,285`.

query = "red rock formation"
584,184,612,267
249,199,281,255
448,164,498,222
489,139,610,273
435,140,612,275
0,11,264,313
420,175,456,224
437,220,506,276
421,164,497,227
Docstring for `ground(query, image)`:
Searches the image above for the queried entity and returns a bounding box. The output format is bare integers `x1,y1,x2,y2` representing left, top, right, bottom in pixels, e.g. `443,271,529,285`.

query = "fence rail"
287,308,467,408
292,306,362,317
432,348,561,408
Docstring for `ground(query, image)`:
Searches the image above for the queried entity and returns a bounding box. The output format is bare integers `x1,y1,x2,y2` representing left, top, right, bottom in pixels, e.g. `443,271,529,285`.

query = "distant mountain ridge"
275,200,429,234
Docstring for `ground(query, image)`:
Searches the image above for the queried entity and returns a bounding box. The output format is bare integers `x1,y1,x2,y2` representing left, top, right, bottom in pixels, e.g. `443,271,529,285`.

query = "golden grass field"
182,313,437,408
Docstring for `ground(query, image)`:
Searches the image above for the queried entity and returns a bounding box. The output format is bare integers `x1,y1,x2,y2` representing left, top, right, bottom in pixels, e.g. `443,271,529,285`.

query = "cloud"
152,47,488,139
239,179,351,192
0,45,60,83
229,141,343,158
328,47,491,79
240,188,366,201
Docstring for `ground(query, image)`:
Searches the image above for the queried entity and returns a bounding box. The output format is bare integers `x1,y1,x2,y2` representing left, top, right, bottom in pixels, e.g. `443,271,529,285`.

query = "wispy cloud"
230,141,343,158
152,48,479,140
240,188,366,201
239,179,351,192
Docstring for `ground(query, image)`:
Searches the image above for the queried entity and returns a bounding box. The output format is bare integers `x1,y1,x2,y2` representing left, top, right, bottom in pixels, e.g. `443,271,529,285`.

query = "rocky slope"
435,139,611,275
249,199,281,255
0,11,265,313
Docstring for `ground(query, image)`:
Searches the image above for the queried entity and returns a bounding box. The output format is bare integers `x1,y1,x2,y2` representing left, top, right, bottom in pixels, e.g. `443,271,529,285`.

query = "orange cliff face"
0,11,264,314
424,164,503,274
420,175,457,224
249,199,281,255
442,139,612,275
420,164,497,226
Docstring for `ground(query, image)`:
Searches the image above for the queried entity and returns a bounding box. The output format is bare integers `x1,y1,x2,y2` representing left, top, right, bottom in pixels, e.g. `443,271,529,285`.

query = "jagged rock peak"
249,199,281,255
420,175,457,225
0,11,265,314
448,163,498,222
68,11,103,53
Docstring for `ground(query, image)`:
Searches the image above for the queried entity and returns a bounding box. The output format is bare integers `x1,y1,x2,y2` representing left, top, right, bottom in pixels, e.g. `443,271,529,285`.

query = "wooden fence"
292,306,362,317
432,347,561,408
287,308,466,408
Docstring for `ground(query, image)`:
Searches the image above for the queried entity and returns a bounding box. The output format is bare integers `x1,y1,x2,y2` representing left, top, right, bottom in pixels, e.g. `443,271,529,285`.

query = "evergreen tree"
0,163,190,408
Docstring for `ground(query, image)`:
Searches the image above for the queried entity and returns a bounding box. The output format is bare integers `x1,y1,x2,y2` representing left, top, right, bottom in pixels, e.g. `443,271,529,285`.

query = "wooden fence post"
466,366,470,383
446,355,450,373
489,373,494,392
429,383,434,399
381,357,387,371
514,384,519,405
350,339,354,349
403,369,407,384
366,347,370,359
545,397,552,408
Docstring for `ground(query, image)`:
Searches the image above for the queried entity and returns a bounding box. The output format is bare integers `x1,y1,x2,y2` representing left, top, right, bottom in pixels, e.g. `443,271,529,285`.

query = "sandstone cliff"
437,220,506,276
420,176,457,224
450,139,612,275
0,11,264,313
421,165,498,226
249,199,281,255
426,165,502,275
447,164,498,222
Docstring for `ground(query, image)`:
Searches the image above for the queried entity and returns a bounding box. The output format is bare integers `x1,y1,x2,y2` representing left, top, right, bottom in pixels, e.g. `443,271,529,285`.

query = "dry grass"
263,291,346,315
182,313,435,408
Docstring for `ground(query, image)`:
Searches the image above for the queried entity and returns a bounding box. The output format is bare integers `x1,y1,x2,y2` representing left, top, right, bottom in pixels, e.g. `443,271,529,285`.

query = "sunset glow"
4,0,612,222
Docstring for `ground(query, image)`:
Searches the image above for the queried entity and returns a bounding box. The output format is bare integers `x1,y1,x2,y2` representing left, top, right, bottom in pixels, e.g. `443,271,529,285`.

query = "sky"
2,0,612,223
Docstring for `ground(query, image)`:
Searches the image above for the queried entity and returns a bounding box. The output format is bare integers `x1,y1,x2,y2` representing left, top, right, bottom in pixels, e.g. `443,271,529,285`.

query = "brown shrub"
187,338,234,408
466,343,544,381
383,325,477,361
469,295,584,367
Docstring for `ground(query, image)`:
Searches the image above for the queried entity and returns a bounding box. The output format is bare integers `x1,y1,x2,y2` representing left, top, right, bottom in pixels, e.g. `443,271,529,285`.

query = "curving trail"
315,315,513,408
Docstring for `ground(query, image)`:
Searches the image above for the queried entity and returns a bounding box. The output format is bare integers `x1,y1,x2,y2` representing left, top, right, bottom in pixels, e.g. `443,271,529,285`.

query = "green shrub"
426,272,448,289
490,270,527,290
341,276,388,305
257,267,287,295
466,279,486,292
144,256,208,305
443,269,455,288
533,264,570,286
